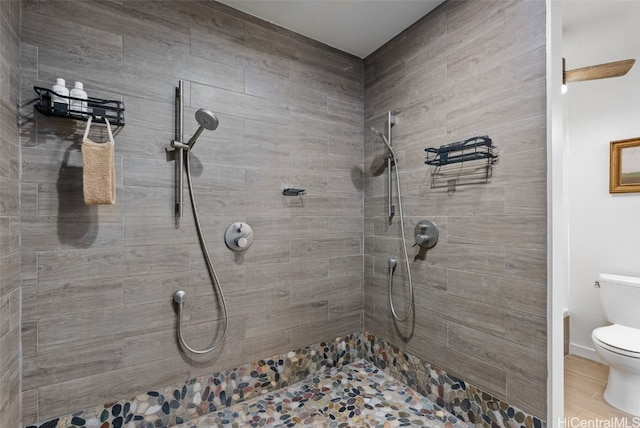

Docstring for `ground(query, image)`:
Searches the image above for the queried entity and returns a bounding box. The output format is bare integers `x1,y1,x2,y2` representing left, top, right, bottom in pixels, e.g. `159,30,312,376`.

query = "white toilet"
592,273,640,416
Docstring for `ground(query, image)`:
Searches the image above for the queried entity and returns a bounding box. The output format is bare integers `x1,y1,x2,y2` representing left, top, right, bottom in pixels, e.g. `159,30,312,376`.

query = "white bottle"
51,78,69,108
69,81,88,116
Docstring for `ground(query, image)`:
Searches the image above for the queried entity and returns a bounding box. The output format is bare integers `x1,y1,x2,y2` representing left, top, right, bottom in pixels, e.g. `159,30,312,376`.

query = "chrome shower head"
369,126,398,160
369,126,384,137
187,109,219,149
195,109,219,131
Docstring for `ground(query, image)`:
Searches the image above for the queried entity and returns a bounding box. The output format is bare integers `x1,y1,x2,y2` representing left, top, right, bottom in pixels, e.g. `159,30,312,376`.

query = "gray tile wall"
363,0,547,419
0,1,22,427
19,1,363,423
17,0,548,423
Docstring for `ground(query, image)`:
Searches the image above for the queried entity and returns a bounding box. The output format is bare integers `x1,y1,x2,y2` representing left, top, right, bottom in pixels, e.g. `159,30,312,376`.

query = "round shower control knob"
225,222,253,252
414,220,439,250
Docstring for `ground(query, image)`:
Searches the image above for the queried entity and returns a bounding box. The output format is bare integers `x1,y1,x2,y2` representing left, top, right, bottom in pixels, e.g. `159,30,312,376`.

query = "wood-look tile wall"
0,0,22,427
19,1,363,423
363,0,547,419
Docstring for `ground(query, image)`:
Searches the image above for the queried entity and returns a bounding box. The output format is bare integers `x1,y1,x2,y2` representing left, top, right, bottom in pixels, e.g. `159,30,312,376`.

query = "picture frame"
610,137,640,193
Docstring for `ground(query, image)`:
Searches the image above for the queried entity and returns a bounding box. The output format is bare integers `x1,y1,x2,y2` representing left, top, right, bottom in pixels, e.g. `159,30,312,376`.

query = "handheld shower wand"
369,126,399,160
169,88,219,217
369,119,414,322
187,109,219,149
170,84,227,354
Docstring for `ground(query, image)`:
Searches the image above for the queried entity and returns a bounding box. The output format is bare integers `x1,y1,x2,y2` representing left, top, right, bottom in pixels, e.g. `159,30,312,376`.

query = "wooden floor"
565,354,631,419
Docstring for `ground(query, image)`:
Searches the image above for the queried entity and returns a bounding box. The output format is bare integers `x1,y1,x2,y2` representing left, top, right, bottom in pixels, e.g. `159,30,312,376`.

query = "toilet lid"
593,324,640,354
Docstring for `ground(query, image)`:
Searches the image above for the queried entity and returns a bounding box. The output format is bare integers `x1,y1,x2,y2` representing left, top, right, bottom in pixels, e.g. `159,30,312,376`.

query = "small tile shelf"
33,86,125,126
425,135,496,166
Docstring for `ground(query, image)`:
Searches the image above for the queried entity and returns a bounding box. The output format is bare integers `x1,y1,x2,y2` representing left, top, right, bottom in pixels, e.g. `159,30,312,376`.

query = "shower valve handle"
413,220,439,250
225,222,253,252
414,234,430,246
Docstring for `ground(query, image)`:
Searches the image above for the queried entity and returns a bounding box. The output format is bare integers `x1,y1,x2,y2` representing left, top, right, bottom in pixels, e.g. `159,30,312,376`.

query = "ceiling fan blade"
565,59,635,83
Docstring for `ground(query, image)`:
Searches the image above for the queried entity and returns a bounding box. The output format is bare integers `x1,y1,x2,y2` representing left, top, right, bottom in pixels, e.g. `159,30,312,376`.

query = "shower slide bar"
172,81,185,217
386,112,396,219
369,111,397,220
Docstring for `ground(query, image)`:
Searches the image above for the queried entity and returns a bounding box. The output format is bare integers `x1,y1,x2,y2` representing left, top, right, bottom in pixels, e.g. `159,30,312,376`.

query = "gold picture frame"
610,137,640,193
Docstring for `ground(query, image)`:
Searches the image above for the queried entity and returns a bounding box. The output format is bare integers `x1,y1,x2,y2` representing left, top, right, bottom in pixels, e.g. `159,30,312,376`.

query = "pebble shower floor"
26,333,544,428
173,359,468,428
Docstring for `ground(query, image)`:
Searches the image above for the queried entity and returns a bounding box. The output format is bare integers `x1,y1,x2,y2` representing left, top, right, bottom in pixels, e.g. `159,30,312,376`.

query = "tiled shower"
0,0,547,427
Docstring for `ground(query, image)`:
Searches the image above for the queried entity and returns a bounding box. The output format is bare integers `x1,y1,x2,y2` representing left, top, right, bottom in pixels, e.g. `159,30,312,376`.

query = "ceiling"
563,0,640,68
216,1,639,64
216,0,445,59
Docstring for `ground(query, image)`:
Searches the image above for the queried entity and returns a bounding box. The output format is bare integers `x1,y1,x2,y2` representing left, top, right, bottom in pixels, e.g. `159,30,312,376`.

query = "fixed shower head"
187,109,219,149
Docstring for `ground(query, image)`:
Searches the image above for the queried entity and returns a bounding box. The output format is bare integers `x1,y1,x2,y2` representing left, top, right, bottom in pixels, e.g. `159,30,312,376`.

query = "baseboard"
569,342,604,363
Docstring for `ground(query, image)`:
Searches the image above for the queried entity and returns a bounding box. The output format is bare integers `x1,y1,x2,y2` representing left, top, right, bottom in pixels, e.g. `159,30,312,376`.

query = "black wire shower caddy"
425,135,497,166
33,86,125,126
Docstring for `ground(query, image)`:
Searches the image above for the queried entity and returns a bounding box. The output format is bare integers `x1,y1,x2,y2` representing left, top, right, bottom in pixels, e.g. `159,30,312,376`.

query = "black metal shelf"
425,135,496,166
33,86,125,126
282,188,306,196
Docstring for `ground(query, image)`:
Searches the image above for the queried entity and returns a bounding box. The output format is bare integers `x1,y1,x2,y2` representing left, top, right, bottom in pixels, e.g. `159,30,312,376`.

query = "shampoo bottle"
69,81,88,116
51,78,69,108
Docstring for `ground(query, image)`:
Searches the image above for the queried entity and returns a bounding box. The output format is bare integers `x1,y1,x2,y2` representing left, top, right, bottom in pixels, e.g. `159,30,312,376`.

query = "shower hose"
388,155,414,322
174,148,229,354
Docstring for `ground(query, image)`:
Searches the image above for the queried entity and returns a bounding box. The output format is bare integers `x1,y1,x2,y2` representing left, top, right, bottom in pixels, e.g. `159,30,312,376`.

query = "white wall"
564,1,640,360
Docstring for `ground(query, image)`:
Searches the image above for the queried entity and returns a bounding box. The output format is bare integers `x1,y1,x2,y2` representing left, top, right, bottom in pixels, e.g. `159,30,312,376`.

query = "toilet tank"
599,273,640,328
